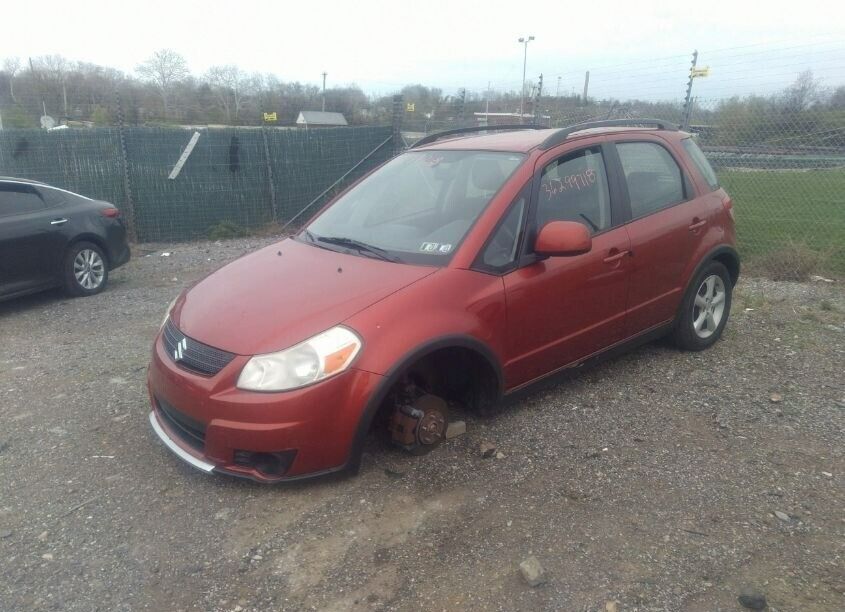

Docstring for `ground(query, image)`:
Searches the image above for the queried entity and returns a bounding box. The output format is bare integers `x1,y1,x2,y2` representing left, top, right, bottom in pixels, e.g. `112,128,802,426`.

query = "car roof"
0,176,47,186
412,123,683,153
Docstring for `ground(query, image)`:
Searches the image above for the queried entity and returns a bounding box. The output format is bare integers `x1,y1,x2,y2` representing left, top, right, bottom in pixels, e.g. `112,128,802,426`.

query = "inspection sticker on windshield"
420,242,452,254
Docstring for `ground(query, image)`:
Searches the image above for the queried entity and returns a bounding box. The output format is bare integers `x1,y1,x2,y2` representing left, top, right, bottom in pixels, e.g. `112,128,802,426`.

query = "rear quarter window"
682,138,719,191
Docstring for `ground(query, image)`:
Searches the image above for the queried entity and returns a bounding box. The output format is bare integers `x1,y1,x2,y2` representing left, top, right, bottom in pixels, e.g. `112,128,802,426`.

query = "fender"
345,334,504,473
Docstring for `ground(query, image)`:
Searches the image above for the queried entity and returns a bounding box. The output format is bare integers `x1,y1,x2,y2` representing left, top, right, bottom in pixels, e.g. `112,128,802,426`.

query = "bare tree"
2,57,21,103
782,70,823,113
32,55,72,117
137,49,190,119
204,65,252,123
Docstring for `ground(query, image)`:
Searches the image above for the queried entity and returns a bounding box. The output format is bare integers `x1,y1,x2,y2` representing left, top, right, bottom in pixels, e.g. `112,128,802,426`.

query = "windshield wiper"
315,235,400,263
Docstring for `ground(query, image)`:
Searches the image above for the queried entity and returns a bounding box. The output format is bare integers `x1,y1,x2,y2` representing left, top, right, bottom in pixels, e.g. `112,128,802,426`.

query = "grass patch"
206,220,249,240
718,169,845,274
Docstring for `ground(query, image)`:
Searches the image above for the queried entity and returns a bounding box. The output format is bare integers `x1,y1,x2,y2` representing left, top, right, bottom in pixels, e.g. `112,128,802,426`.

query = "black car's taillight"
100,208,121,219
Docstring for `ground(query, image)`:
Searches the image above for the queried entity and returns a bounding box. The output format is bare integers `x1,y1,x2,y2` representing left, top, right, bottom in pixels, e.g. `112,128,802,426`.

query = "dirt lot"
1,238,843,612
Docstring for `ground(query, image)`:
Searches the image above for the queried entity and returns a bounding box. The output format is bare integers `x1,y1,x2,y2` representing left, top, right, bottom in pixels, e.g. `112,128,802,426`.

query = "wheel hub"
388,393,448,454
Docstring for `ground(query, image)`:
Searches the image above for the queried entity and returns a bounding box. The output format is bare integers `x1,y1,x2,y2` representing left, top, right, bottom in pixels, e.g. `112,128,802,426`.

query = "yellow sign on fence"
691,67,710,78
406,102,415,112
263,112,278,122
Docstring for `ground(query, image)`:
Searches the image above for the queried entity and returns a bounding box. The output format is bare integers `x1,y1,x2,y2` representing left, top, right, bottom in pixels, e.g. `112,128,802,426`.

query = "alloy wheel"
74,249,105,290
692,274,726,339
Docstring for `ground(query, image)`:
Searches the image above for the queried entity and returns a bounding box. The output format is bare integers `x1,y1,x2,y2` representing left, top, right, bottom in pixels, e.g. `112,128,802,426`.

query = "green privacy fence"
0,126,394,242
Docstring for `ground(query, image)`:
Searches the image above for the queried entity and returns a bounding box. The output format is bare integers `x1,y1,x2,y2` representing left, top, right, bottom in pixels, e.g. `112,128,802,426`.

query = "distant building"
296,111,348,127
473,112,551,127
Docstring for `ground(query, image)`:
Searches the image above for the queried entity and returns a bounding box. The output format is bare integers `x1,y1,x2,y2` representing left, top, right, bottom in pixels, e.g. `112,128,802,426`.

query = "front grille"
156,397,206,451
163,319,236,376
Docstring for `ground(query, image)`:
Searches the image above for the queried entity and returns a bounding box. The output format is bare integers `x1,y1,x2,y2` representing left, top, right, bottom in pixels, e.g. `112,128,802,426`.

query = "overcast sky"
2,0,843,100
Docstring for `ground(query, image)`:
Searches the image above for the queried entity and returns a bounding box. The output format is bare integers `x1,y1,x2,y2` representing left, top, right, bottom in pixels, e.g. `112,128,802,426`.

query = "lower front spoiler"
148,411,215,473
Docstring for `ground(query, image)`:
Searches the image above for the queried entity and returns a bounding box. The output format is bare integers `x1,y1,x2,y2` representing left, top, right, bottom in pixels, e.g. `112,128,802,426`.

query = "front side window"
536,147,611,234
616,141,685,218
0,186,46,217
682,138,719,191
303,150,525,264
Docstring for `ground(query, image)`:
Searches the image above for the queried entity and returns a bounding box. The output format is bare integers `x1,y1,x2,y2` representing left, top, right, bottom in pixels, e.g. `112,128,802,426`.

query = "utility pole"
556,76,561,97
682,50,698,130
535,73,543,124
484,80,491,125
518,35,535,122
321,71,327,112
581,71,590,106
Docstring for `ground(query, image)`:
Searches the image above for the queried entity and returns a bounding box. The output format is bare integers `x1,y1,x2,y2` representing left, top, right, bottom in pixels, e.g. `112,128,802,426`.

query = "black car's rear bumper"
104,222,131,270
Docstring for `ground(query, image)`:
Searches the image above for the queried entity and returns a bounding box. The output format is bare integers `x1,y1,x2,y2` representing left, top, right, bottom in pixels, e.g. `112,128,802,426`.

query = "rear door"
608,136,708,334
498,140,632,387
0,184,63,295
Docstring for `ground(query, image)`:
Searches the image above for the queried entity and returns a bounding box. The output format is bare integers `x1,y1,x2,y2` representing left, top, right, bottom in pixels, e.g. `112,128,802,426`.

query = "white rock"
519,556,547,587
445,420,466,439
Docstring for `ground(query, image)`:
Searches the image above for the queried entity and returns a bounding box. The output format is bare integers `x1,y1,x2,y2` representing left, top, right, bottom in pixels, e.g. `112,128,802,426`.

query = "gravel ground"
1,237,843,612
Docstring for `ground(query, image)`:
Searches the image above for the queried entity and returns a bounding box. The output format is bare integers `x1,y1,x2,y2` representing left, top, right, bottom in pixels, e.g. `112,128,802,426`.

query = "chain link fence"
0,125,394,242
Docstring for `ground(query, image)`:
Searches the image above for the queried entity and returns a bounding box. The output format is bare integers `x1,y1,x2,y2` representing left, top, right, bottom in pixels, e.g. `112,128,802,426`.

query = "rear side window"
682,138,719,190
616,142,685,218
0,185,47,217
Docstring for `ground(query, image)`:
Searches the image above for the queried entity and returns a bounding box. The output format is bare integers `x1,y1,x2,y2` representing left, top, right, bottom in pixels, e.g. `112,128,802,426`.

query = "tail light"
722,196,734,221
100,208,121,219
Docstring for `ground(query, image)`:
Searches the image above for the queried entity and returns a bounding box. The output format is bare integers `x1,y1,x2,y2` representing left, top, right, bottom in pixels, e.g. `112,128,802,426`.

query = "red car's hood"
173,239,435,355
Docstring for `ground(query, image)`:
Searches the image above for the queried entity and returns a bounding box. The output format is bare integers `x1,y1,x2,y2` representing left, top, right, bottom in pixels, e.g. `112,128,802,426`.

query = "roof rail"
538,118,678,150
410,124,545,149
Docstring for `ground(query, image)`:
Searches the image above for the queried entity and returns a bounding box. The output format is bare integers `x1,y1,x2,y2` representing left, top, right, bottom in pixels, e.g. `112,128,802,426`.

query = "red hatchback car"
148,119,738,482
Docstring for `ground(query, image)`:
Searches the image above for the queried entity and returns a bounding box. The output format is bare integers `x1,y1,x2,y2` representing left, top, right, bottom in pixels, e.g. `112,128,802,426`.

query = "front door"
502,144,631,388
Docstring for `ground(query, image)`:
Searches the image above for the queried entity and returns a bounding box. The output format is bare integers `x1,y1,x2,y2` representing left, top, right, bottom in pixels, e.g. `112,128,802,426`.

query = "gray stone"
479,441,496,458
519,556,547,587
773,510,790,522
445,420,466,439
738,590,767,610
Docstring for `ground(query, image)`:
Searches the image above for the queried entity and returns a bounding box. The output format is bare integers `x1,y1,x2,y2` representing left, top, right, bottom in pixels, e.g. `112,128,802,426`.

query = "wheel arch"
345,334,504,473
698,245,740,287
67,234,112,268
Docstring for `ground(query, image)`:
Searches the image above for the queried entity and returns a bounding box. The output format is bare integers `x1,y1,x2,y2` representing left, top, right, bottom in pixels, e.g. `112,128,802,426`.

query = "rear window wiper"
314,235,400,263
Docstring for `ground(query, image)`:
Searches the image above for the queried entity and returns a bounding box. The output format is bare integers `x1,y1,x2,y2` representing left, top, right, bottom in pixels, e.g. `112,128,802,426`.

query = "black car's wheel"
671,260,732,351
63,241,109,297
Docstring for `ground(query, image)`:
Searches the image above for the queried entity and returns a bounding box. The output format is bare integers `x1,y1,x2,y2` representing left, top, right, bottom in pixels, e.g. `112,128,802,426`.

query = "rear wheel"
671,261,732,351
63,241,109,297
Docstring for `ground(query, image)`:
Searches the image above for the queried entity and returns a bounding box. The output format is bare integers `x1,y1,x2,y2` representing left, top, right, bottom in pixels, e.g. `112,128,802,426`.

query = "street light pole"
518,36,534,121
321,71,327,112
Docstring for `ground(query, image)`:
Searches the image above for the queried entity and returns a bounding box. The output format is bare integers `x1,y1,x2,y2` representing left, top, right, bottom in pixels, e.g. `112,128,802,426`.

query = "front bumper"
146,328,383,483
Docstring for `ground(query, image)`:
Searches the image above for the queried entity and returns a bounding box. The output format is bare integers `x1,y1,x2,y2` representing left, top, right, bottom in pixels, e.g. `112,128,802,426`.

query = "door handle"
603,250,630,264
50,218,68,226
688,218,707,231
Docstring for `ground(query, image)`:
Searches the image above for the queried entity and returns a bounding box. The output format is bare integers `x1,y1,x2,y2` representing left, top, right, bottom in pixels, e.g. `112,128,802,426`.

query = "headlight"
160,296,178,330
237,326,362,392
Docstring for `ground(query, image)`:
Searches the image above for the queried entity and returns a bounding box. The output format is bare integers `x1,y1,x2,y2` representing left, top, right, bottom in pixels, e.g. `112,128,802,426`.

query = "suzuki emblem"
174,338,187,361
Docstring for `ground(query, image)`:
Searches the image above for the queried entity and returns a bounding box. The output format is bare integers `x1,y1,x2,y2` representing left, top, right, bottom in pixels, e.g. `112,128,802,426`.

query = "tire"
63,241,109,297
671,260,732,351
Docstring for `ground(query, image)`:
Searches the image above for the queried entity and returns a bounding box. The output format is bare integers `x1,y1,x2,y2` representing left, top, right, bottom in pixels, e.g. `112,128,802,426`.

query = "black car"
0,178,130,302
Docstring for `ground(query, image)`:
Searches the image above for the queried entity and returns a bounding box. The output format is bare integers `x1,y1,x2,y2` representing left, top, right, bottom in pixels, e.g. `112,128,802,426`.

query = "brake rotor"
388,393,449,455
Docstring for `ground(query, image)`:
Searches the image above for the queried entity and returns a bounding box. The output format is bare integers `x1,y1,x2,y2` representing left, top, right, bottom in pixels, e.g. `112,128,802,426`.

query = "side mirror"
534,221,592,257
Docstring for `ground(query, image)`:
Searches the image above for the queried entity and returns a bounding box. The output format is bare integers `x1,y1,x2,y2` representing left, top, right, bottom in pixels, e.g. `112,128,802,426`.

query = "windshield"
302,150,525,264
